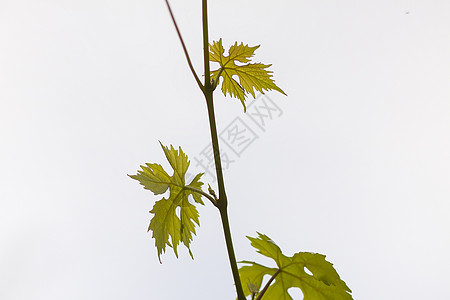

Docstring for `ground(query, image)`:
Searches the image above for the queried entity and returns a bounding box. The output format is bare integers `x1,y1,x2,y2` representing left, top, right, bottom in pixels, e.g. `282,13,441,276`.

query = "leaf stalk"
256,268,281,300
212,67,225,90
183,185,217,207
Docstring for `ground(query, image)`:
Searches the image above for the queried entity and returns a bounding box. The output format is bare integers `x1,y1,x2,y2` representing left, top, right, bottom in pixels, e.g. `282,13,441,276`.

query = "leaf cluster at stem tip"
209,38,286,111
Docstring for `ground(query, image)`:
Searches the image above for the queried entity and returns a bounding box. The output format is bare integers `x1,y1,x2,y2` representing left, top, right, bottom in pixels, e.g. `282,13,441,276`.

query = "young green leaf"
129,142,205,262
239,233,353,300
210,38,286,111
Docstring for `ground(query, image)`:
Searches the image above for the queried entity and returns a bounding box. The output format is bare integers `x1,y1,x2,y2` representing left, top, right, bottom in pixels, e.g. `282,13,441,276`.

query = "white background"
1,0,449,299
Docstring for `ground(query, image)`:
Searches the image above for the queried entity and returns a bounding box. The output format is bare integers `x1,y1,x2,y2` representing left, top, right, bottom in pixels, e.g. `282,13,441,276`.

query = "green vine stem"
164,0,246,298
201,0,246,299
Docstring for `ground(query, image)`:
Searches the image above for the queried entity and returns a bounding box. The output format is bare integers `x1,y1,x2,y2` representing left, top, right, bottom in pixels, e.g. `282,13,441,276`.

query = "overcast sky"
1,0,449,299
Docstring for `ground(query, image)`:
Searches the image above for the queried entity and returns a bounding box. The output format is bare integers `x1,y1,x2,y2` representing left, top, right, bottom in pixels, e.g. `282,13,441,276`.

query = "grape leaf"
239,233,353,300
210,38,286,111
129,142,205,262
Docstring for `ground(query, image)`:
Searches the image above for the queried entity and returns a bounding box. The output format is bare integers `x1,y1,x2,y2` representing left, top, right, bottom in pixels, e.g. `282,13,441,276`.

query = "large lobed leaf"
239,233,353,300
210,39,286,111
129,142,205,262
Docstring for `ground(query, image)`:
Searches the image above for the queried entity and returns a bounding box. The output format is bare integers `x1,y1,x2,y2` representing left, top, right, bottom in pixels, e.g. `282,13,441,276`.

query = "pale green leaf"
129,143,205,262
210,39,286,111
239,233,353,300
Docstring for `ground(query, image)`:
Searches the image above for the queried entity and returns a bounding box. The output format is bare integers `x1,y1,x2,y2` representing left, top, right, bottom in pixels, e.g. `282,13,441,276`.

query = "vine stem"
201,1,246,299
203,85,245,299
164,0,246,299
